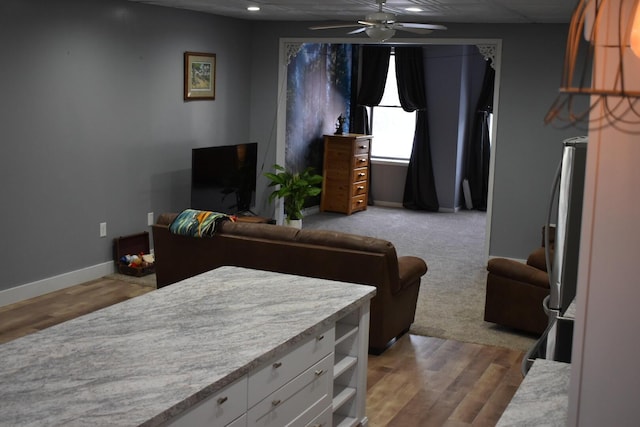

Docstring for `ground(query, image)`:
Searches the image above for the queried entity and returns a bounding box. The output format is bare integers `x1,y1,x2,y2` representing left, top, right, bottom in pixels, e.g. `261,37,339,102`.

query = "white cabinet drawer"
286,394,331,427
248,353,333,427
227,414,247,427
165,377,247,427
305,403,332,427
248,326,334,407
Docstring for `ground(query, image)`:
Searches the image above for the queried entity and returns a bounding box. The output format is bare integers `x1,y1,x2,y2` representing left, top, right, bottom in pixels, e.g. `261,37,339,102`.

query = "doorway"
276,37,502,260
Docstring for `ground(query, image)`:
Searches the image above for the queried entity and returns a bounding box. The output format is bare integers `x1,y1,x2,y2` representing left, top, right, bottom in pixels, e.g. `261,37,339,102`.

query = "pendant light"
545,0,640,133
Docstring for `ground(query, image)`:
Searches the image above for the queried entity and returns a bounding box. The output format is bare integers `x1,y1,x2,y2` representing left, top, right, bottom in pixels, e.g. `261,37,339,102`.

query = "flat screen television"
191,142,258,214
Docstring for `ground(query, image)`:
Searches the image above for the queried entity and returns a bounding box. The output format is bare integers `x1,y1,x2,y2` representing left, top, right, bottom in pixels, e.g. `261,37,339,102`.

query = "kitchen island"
0,266,375,426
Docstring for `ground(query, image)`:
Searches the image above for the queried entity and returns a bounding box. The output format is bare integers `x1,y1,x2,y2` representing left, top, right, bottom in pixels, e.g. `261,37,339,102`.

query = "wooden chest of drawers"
321,134,372,215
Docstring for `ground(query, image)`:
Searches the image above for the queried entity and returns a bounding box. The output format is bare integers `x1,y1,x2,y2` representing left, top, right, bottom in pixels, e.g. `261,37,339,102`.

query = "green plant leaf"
263,163,323,220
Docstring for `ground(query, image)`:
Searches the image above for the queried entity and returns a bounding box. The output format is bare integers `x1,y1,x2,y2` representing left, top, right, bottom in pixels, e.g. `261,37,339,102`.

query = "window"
370,54,416,161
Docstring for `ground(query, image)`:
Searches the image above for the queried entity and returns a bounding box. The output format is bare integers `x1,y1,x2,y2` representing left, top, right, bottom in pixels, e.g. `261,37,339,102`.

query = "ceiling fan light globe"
365,26,396,41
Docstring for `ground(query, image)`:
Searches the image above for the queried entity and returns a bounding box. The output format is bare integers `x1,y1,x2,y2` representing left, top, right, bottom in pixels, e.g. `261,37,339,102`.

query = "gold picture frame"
184,52,216,101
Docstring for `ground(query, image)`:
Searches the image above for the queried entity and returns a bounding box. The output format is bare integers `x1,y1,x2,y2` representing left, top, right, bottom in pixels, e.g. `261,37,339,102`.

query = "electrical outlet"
147,212,154,226
99,222,107,238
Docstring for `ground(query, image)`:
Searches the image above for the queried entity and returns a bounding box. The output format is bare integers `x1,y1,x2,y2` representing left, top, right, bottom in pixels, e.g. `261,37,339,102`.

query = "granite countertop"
497,359,572,426
0,266,376,427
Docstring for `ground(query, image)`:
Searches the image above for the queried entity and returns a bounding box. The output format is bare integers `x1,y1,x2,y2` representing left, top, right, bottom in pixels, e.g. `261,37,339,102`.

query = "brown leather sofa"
483,229,554,335
152,213,428,354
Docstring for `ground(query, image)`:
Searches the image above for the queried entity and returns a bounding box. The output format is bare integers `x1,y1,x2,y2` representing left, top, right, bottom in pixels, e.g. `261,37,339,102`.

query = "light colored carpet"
303,206,538,352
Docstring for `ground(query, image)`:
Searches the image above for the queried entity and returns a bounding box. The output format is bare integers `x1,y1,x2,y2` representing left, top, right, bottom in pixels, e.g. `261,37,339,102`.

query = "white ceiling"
127,0,577,24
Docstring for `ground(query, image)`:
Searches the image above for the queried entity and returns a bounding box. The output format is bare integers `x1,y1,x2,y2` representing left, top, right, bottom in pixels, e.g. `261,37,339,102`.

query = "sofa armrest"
527,247,548,271
487,258,549,289
394,256,428,294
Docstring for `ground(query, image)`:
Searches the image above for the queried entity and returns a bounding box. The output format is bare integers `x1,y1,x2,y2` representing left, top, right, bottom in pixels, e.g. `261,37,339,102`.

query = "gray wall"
426,44,464,211
0,1,582,293
424,44,488,211
370,162,406,205
0,0,254,291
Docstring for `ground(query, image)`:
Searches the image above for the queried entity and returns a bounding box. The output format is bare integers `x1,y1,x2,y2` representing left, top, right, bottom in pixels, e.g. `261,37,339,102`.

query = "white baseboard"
439,206,463,213
372,201,403,208
371,201,463,212
302,205,320,217
0,262,115,308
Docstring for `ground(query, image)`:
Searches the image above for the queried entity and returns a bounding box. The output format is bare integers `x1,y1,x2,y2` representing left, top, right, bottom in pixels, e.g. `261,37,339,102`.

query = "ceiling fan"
309,0,447,42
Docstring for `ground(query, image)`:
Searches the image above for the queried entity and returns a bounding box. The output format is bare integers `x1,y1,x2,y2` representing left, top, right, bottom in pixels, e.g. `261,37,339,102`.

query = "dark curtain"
396,47,439,212
351,46,391,134
466,60,495,211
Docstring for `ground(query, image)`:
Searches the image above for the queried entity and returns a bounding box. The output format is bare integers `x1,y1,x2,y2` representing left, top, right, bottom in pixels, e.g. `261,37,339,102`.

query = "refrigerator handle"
545,160,562,277
521,296,554,376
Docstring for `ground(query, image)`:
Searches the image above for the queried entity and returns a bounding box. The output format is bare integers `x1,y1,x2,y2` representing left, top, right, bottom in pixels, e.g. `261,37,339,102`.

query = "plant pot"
285,218,302,229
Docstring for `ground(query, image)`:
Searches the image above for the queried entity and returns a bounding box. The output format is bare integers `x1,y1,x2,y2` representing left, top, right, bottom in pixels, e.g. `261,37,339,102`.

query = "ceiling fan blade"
348,27,368,35
394,27,434,35
394,22,447,31
309,23,363,30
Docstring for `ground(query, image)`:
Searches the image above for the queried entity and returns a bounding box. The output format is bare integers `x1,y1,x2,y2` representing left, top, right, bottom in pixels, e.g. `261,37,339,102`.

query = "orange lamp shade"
632,0,640,57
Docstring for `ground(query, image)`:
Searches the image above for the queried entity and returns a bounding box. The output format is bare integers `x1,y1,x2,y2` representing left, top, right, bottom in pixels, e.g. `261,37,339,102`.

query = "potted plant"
264,164,323,228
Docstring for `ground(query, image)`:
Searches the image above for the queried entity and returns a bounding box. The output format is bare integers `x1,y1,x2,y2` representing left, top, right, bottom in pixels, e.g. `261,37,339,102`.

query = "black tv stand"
234,211,275,224
236,210,258,217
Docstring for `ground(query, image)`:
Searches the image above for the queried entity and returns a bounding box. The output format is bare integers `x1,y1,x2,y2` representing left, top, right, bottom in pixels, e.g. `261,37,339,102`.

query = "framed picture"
184,51,216,100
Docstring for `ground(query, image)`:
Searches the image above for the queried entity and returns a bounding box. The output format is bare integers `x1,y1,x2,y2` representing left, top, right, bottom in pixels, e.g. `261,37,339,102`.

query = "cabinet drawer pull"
314,369,325,376
359,158,366,162
216,396,228,405
272,361,282,369
357,186,365,190
317,334,324,341
359,145,367,149
357,200,364,204
272,399,281,406
358,173,365,177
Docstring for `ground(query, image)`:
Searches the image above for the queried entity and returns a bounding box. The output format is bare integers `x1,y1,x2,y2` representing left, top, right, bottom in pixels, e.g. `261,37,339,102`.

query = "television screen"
191,143,257,214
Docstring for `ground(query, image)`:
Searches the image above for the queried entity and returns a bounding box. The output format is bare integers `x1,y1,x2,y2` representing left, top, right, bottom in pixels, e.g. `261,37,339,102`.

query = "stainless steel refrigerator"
523,136,587,373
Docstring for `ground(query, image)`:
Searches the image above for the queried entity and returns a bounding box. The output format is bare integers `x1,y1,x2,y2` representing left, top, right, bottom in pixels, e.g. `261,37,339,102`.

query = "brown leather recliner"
483,229,554,335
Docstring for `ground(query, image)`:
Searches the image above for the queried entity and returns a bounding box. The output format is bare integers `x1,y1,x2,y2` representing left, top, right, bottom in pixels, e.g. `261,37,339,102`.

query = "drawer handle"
314,369,325,376
272,399,281,407
217,396,228,405
272,362,282,369
357,186,365,190
359,158,366,162
317,334,324,341
358,173,365,177
357,200,364,204
359,145,367,149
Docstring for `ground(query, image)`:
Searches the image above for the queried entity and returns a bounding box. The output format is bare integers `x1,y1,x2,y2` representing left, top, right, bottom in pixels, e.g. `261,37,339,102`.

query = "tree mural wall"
285,43,353,207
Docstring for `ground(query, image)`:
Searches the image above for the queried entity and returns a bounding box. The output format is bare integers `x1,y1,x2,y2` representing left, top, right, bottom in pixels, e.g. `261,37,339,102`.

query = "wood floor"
0,278,523,426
